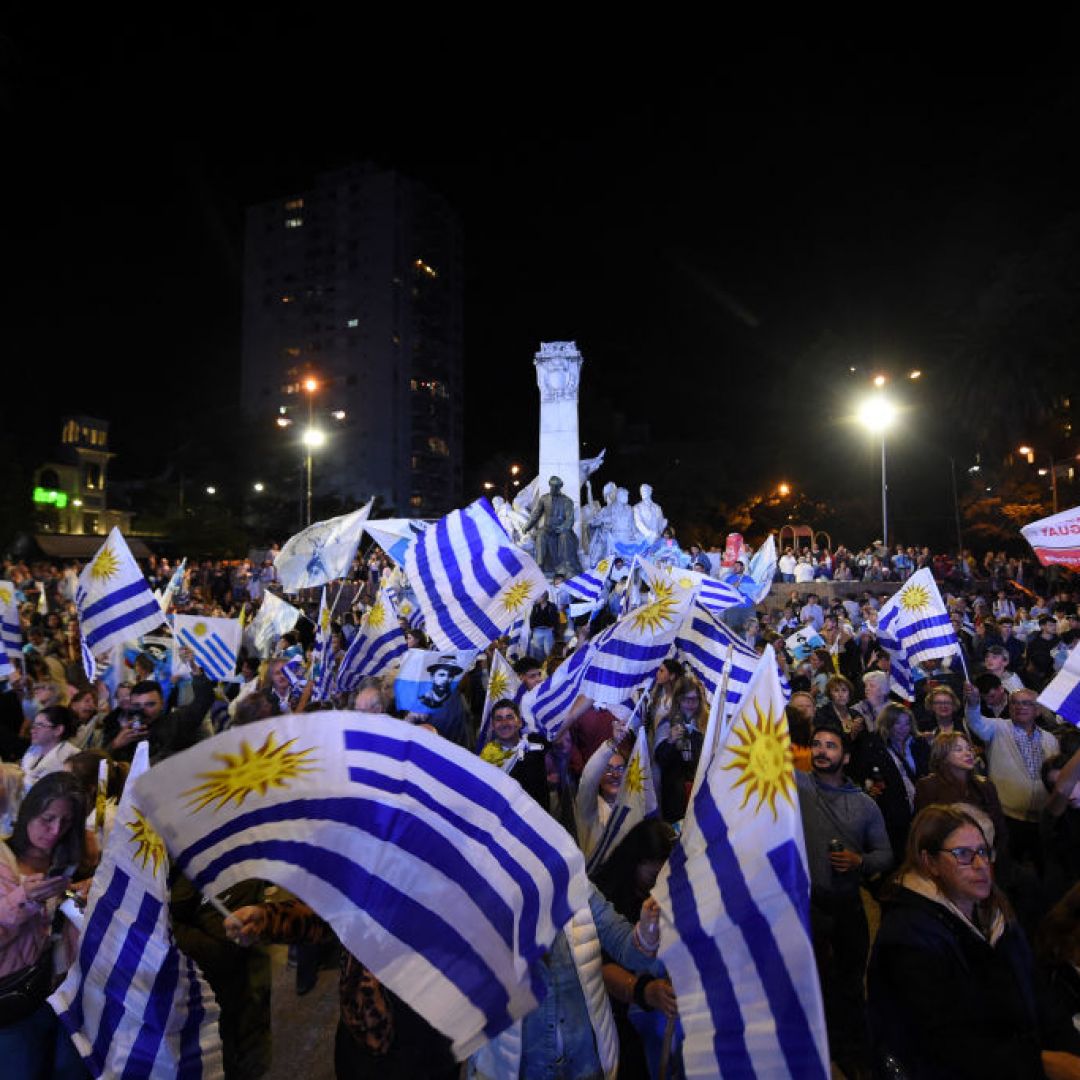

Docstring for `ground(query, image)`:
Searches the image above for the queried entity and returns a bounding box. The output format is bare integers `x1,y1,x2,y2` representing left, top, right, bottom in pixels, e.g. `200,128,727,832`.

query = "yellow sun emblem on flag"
320,608,331,634
0,585,11,607
678,575,694,589
899,583,931,612
127,807,167,878
596,559,610,574
624,753,646,795
184,733,318,813
501,579,535,615
629,593,681,635
90,545,121,583
723,699,795,820
366,601,387,631
193,621,208,637
488,666,509,700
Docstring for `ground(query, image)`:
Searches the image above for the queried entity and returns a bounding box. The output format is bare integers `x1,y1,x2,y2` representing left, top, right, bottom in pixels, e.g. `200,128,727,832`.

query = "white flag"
275,499,374,592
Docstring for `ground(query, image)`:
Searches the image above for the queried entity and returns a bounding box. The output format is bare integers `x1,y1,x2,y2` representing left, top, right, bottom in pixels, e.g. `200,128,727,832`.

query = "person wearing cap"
418,656,462,709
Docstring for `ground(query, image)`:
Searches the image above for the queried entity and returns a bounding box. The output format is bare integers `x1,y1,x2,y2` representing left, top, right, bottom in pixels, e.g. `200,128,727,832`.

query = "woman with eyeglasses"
654,678,706,824
576,738,630,860
867,803,1078,1079
19,707,79,797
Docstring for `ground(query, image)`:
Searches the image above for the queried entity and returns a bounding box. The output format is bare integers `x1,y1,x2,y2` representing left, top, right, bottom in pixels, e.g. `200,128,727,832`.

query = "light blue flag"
747,534,777,604
334,585,407,694
251,592,301,658
653,649,828,1079
1038,641,1080,725
76,530,164,670
50,742,224,1079
275,499,373,593
405,499,548,652
0,580,21,663
133,713,589,1061
365,518,430,568
173,614,242,681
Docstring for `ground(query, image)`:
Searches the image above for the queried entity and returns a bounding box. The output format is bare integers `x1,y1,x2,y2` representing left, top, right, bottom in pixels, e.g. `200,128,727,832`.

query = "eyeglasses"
604,764,626,775
939,846,995,866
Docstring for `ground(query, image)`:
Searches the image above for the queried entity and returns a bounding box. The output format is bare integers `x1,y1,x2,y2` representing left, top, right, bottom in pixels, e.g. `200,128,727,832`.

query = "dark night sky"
5,21,1080,539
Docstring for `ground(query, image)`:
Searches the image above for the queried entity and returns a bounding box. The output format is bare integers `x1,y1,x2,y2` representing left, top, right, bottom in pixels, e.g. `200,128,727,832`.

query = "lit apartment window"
347,318,359,328
285,217,304,229
284,198,304,210
410,495,423,508
427,436,449,457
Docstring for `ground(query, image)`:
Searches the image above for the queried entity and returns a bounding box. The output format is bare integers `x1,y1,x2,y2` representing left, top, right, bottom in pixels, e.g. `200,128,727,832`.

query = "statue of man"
633,483,667,545
523,476,582,577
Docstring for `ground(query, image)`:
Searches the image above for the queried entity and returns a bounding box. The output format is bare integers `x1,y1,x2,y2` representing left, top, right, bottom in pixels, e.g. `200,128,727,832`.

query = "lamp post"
302,427,326,526
857,394,897,548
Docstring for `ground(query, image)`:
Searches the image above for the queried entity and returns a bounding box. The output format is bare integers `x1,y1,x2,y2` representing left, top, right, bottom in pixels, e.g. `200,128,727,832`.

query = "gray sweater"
796,770,893,895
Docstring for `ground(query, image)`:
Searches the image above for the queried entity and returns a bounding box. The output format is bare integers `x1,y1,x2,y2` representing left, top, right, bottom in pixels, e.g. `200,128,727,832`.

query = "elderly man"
965,685,1059,872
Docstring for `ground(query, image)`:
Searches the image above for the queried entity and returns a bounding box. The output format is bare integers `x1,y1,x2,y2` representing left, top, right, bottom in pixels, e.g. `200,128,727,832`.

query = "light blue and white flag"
0,641,13,682
275,499,374,593
134,713,589,1060
76,530,163,674
50,742,224,1079
0,579,22,662
173,615,242,681
405,499,548,652
478,650,525,748
747,534,777,604
310,589,336,703
158,558,188,615
335,585,407,694
676,603,761,716
586,724,658,873
561,559,613,607
364,518,430,568
1038,641,1080,726
653,649,828,1080
520,642,594,739
640,559,744,619
393,647,478,715
251,592,302,658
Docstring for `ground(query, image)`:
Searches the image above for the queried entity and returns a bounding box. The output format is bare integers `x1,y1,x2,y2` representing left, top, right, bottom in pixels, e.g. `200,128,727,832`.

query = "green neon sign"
33,487,69,508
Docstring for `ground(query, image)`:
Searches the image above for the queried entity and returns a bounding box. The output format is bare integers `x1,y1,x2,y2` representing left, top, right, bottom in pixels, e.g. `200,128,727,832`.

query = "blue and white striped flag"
50,742,224,1079
310,589,336,703
875,569,961,667
76,530,163,671
675,603,760,715
0,640,13,682
520,641,593,739
405,498,548,652
275,499,374,593
561,559,612,606
364,517,430,568
653,649,829,1079
586,723,658,873
173,615,242,681
579,575,694,705
133,713,589,1060
0,579,22,662
158,558,187,615
334,585,407,694
640,559,744,619
478,650,525,748
1038,641,1080,726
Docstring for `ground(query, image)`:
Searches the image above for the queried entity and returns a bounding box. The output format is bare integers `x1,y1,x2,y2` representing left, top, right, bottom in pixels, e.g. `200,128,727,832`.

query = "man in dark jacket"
106,670,215,763
797,724,892,1078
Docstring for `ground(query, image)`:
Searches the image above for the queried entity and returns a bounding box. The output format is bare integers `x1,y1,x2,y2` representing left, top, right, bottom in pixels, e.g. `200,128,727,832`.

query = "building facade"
240,163,464,516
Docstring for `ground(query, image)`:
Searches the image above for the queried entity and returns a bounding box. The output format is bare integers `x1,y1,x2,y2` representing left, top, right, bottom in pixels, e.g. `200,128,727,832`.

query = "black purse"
0,944,53,1026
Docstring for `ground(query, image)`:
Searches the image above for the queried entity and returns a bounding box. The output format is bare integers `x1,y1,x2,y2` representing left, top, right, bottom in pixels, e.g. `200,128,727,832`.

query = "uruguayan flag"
676,603,761,720
50,742,224,1079
173,615,241,681
76,530,163,666
586,722,658,873
335,585,407,694
251,592,301,657
747,533,777,604
364,517,430,568
1038,641,1080,725
0,641,13,682
520,643,593,739
640,559,745,618
310,589,336,703
579,576,694,705
405,499,548,652
0,579,22,662
561,560,612,607
275,499,373,593
875,569,961,694
477,650,524,748
134,713,588,1060
158,558,187,615
653,649,829,1080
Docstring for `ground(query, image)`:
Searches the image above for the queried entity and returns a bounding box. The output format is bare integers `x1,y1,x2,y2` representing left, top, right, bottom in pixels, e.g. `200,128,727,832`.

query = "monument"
534,342,584,526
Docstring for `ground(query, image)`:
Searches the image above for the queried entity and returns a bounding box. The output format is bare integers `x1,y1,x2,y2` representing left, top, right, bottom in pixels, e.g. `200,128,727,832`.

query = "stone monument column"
534,342,583,531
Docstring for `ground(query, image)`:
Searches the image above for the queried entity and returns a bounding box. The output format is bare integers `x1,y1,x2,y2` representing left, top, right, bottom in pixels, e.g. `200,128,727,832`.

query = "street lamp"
857,394,897,547
206,486,217,496
253,482,265,493
777,482,791,497
302,427,326,526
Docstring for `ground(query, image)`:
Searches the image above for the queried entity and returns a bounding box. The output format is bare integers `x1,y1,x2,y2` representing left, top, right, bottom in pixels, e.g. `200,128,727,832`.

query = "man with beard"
796,724,892,1078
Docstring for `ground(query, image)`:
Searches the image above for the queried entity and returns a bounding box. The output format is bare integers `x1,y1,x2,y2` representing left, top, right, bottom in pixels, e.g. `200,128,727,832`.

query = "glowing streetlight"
253,482,265,493
510,464,521,477
1017,445,1058,512
777,483,791,497
483,481,495,491
206,486,217,495
303,377,319,393
873,374,887,388
909,370,922,380
857,394,897,547
332,410,346,420
276,416,292,428
302,427,326,449
1017,445,1034,459
302,427,326,525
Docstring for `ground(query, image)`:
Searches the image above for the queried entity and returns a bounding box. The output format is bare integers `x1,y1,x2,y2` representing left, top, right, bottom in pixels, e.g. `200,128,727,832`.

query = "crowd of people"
1,537,1079,1078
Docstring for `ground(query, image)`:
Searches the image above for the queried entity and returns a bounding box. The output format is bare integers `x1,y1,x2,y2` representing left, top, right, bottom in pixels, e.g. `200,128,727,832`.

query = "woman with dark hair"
592,820,679,1080
644,658,683,750
867,803,1074,1078
915,732,1008,855
0,771,87,1077
815,675,861,740
19,706,79,796
849,703,930,865
655,678,707,824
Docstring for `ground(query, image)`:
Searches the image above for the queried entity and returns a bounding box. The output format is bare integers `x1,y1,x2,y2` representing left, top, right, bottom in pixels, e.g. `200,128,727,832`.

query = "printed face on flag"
394,648,478,715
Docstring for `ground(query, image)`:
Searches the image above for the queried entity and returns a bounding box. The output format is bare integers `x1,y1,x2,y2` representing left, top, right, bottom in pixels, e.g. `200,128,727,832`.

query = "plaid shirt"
1011,724,1045,780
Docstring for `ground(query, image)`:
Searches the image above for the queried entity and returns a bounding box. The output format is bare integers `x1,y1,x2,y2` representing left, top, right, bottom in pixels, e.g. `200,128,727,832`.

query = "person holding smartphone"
0,771,86,1077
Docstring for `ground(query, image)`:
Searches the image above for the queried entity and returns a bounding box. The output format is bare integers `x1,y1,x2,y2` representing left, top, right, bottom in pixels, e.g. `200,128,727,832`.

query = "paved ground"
265,945,338,1080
